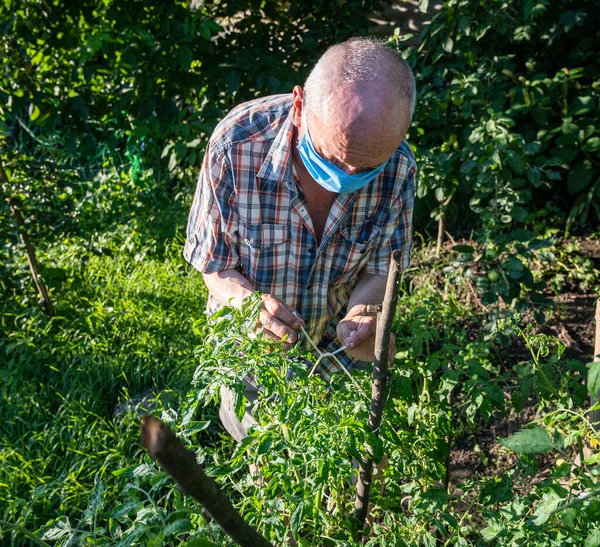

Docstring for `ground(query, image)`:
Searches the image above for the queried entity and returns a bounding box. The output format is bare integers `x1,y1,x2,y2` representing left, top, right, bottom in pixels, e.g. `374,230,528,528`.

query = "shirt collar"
256,105,295,185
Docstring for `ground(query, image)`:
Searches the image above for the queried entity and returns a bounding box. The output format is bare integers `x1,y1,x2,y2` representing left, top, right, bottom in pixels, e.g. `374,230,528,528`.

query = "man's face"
293,85,407,175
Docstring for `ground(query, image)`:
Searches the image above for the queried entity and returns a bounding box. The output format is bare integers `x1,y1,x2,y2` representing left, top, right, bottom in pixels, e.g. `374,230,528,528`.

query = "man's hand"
257,294,304,350
337,305,397,362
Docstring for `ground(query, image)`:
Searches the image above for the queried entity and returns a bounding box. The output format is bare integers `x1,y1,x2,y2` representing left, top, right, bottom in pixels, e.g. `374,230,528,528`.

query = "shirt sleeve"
183,144,240,273
365,159,416,276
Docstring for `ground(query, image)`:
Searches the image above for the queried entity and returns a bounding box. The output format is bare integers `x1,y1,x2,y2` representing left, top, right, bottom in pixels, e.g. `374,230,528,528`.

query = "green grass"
0,201,209,544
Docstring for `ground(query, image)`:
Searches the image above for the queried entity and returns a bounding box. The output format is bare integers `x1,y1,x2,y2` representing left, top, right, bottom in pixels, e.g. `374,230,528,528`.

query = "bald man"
184,37,416,441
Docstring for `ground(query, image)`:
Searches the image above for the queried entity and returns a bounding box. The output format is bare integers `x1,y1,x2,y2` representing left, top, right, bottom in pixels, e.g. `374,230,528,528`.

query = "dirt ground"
414,235,600,482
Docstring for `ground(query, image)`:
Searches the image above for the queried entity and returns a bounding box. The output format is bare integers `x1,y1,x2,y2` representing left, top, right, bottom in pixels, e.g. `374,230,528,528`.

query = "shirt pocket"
238,221,288,286
329,219,382,286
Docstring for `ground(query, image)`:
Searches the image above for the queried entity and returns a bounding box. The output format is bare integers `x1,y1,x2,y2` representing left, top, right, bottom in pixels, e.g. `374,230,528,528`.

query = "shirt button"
306,284,313,291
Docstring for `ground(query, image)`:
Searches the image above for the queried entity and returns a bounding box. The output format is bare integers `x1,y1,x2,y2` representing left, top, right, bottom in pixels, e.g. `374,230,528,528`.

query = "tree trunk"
0,163,54,316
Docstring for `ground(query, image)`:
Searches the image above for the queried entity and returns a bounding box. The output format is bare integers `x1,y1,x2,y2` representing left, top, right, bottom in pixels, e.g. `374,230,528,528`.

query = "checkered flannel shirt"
184,94,416,379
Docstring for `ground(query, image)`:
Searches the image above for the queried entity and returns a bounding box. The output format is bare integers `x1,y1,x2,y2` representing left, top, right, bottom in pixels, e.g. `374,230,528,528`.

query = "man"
184,37,416,441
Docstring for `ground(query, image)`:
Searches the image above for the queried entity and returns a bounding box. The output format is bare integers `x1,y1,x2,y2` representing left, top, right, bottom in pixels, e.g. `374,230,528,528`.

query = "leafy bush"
393,0,600,319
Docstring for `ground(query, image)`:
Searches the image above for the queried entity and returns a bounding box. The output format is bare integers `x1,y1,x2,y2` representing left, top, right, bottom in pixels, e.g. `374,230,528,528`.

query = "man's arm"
336,272,396,362
337,158,415,362
203,270,304,345
185,140,304,347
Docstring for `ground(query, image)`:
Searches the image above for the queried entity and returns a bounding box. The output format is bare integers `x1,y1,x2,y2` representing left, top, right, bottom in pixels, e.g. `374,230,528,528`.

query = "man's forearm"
346,272,387,316
202,269,255,308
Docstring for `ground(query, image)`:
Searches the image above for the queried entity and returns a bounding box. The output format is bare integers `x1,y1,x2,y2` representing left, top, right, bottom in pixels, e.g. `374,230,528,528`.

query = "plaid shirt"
184,94,416,379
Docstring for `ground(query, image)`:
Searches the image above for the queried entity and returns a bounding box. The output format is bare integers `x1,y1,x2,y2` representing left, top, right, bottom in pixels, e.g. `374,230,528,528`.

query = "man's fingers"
259,308,298,343
261,294,303,329
339,317,376,349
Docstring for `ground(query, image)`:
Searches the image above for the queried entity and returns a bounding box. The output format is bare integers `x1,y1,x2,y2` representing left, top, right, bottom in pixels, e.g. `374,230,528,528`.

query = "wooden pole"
0,163,54,316
590,299,600,429
354,249,403,530
141,416,273,547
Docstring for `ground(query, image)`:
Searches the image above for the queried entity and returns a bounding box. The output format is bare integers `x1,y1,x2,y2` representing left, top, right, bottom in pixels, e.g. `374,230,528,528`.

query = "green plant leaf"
527,166,542,187
481,521,505,541
585,529,600,547
290,501,306,537
442,36,453,53
453,244,475,253
532,492,562,525
499,426,553,454
567,161,594,194
582,137,600,153
29,104,41,121
588,361,600,398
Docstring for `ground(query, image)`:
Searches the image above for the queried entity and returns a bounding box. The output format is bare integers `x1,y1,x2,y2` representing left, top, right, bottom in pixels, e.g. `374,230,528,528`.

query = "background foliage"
1,0,599,545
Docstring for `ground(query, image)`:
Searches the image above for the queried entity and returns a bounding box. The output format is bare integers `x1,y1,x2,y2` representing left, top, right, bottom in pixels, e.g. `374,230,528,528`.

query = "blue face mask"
296,104,388,194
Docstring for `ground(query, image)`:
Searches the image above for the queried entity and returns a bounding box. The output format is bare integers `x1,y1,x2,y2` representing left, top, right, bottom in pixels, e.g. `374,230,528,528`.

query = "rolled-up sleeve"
183,145,240,273
365,163,416,276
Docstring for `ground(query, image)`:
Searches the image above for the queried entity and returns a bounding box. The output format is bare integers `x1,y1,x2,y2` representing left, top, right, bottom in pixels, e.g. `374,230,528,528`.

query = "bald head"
291,38,415,175
304,37,416,136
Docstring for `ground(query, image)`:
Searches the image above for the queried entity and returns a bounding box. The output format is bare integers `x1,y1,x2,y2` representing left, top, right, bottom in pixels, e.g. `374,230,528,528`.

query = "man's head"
292,37,416,176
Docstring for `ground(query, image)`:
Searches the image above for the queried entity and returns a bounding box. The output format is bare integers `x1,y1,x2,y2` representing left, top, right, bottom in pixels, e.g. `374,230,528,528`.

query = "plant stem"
0,521,53,547
590,298,600,430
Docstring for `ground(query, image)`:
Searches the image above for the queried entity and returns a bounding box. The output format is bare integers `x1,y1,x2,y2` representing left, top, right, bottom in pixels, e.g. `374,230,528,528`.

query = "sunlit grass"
0,202,208,543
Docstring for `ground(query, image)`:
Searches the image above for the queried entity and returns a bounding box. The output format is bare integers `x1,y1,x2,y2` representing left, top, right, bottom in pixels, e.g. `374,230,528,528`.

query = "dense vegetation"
1,0,599,545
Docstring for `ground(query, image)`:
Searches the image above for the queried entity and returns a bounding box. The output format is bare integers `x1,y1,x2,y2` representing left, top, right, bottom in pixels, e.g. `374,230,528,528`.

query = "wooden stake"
354,249,403,530
590,298,600,430
0,164,54,316
141,416,273,547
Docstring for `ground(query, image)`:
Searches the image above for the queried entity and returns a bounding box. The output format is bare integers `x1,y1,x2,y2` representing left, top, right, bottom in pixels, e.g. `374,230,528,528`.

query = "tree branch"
140,415,273,547
354,249,403,530
0,163,54,316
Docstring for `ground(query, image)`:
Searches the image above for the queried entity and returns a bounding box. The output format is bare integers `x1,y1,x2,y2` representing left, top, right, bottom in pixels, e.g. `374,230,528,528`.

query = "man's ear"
291,85,304,129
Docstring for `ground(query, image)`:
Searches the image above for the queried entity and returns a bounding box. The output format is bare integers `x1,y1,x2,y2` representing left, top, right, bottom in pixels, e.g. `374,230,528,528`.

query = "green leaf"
182,539,219,547
203,19,223,34
199,22,212,40
582,137,600,153
460,160,477,174
561,121,580,137
453,244,475,253
289,501,306,537
442,36,453,53
499,426,553,454
505,256,524,279
588,361,600,398
481,521,505,541
177,46,193,71
567,161,594,194
82,479,104,525
570,96,595,117
29,104,41,121
532,492,562,525
524,141,541,155
585,529,600,547
164,518,192,536
527,166,541,187
506,151,525,174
